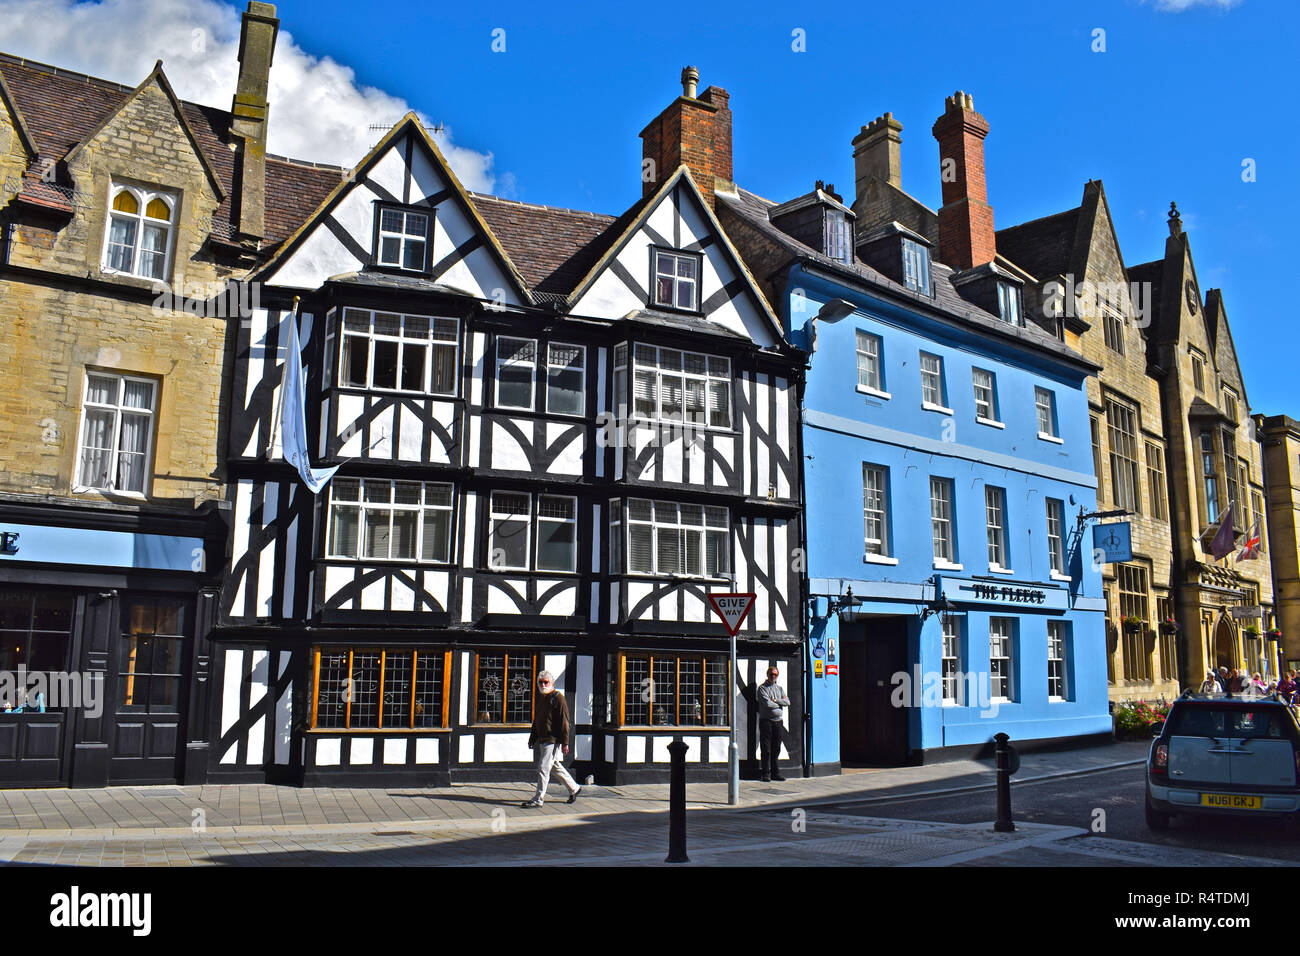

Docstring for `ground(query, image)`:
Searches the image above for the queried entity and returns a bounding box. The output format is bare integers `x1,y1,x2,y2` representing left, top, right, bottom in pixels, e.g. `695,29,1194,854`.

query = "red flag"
1236,520,1262,562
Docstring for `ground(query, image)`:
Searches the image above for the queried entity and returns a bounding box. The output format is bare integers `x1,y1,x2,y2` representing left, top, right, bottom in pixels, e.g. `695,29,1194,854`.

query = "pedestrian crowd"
1197,666,1300,709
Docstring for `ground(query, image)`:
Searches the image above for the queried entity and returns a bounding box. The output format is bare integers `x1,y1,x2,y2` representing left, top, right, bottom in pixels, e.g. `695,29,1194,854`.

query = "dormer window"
825,211,853,265
996,281,1022,326
652,249,700,311
902,238,931,294
103,184,175,281
376,207,429,270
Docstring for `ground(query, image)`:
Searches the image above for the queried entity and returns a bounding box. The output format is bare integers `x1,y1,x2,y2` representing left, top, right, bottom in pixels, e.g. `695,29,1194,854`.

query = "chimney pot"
681,66,699,99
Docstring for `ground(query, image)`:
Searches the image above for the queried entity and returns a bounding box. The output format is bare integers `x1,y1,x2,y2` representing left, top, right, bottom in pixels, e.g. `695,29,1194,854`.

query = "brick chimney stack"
231,1,279,241
852,112,903,195
640,67,733,209
931,91,996,271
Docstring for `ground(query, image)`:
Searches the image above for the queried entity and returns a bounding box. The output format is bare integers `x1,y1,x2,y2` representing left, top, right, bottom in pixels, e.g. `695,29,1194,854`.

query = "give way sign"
708,592,756,636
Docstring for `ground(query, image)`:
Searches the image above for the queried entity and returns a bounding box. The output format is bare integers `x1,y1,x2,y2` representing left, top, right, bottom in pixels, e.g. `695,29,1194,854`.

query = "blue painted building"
718,95,1111,770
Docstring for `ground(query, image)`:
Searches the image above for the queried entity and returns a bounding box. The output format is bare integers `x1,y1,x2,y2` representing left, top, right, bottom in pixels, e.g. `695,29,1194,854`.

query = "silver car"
1145,696,1300,828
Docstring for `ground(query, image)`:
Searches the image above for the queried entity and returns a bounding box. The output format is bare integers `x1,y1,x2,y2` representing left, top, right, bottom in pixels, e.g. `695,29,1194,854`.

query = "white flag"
278,309,338,494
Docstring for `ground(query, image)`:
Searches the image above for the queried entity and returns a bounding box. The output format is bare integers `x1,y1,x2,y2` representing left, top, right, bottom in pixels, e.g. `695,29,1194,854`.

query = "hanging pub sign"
1092,522,1132,563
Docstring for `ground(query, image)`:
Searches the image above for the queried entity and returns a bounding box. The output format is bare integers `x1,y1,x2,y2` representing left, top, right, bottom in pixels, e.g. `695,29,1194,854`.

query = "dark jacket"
528,690,571,748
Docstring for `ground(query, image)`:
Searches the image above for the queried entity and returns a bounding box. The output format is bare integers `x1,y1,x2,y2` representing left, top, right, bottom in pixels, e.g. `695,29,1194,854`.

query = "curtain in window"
78,409,114,487
139,223,168,279
116,411,150,492
107,217,137,271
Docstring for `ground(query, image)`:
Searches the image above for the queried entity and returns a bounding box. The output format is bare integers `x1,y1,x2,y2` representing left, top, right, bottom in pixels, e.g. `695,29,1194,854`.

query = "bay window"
621,498,729,578
630,344,731,429
327,479,454,563
336,309,458,395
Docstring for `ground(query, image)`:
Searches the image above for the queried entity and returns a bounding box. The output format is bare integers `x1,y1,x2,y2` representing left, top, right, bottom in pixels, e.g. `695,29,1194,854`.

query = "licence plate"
1201,793,1263,809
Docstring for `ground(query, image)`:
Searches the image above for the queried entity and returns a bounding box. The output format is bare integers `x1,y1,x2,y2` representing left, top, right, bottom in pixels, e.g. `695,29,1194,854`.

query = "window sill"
617,725,731,732
976,417,1006,430
307,726,452,734
325,556,456,567
333,384,462,400
933,560,964,572
1037,432,1064,445
72,486,148,500
618,572,732,582
1049,571,1073,583
857,385,892,401
921,402,954,416
1047,696,1069,703
486,567,580,576
627,416,736,435
988,566,1016,576
863,553,899,566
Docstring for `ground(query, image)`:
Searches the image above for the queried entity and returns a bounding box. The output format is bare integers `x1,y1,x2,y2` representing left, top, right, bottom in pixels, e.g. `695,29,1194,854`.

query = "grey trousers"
532,742,579,803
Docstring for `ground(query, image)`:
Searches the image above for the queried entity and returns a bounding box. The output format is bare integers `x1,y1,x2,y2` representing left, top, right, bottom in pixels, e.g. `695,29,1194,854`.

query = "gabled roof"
252,113,531,303
64,61,225,200
0,65,37,159
0,51,340,247
564,166,785,341
720,185,1096,373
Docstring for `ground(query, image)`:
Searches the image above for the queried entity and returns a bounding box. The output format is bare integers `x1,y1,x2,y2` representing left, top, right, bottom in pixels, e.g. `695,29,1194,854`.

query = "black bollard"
665,739,690,863
993,732,1014,832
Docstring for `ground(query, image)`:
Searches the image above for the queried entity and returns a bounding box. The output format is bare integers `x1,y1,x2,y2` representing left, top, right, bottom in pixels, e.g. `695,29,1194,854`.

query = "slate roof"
0,52,341,248
995,208,1079,280
719,186,1096,372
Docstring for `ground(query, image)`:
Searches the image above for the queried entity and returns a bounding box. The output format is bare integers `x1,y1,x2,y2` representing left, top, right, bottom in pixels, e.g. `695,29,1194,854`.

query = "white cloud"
0,0,503,192
1146,0,1242,11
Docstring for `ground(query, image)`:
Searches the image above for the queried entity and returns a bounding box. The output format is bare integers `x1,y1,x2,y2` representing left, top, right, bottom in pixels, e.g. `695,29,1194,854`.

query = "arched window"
103,184,175,280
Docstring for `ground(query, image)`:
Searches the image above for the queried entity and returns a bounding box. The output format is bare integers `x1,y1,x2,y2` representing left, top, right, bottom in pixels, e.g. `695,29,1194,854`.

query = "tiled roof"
720,186,1095,371
0,52,341,247
469,192,648,300
995,208,1079,280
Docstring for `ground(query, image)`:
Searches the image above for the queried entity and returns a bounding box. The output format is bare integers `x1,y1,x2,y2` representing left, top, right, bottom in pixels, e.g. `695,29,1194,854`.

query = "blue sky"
3,0,1294,418
274,0,1295,418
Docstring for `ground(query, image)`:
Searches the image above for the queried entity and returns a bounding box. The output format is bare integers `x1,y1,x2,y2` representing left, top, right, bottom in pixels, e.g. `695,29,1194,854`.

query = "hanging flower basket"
1159,618,1180,636
1244,623,1262,638
1122,615,1144,634
1267,628,1283,643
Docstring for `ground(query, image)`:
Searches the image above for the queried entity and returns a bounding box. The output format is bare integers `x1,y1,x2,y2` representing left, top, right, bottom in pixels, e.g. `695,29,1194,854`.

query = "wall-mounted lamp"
920,595,956,624
828,586,864,615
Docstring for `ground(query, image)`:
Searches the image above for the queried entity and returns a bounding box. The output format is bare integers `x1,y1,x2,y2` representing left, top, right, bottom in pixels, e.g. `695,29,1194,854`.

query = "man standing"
756,665,790,782
522,670,581,808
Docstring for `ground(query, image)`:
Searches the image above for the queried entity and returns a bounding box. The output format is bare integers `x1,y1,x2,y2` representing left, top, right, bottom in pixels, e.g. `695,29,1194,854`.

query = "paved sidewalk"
0,739,1149,837
5,739,1276,867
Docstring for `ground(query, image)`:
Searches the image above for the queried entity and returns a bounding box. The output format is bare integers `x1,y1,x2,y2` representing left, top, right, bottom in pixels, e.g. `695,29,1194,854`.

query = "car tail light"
1152,743,1168,775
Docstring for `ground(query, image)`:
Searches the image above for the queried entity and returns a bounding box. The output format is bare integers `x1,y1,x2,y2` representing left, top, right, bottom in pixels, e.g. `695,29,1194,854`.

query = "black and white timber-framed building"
211,99,807,785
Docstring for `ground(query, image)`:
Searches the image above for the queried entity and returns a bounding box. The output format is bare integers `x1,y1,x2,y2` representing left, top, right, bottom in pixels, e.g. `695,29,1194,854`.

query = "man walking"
522,670,581,808
756,665,790,782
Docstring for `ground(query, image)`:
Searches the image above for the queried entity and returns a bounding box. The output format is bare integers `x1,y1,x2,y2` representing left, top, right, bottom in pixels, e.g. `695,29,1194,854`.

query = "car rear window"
1167,705,1296,740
